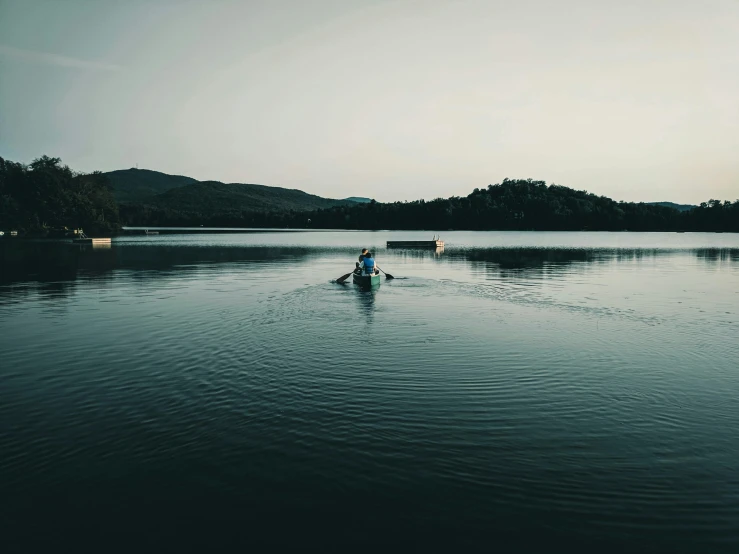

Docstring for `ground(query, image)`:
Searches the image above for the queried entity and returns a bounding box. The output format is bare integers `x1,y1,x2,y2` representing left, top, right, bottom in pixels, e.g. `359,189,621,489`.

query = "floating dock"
387,239,444,249
72,237,112,245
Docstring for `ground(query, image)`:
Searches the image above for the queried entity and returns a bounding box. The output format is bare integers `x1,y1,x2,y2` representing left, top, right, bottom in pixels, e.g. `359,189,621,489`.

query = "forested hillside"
647,202,696,212
2,157,737,234
274,180,739,232
105,168,197,202
120,178,738,232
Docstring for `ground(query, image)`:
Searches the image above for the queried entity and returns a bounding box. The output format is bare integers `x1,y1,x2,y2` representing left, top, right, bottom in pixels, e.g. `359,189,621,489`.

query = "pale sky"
1,0,737,203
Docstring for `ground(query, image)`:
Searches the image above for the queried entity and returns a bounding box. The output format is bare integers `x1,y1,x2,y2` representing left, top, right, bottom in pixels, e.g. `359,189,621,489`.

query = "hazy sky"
1,0,737,203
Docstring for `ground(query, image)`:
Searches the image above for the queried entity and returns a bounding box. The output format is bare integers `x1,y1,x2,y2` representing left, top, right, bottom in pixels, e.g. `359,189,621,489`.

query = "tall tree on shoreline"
0,156,120,234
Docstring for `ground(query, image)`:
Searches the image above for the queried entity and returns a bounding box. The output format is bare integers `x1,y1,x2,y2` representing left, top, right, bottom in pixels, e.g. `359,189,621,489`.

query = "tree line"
0,155,120,235
122,179,739,233
1,156,737,234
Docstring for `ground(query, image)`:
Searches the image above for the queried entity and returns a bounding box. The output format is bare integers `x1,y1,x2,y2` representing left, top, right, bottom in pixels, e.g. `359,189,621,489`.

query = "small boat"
352,272,381,288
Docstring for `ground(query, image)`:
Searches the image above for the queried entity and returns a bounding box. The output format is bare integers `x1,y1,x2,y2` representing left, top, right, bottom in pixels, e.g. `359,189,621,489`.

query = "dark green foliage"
274,179,738,232
120,177,739,232
147,181,354,212
105,168,197,202
110,168,358,226
2,157,737,232
684,199,739,232
0,155,120,235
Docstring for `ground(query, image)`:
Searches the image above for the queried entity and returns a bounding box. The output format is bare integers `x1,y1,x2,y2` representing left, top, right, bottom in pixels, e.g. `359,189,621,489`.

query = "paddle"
336,271,354,284
377,266,394,280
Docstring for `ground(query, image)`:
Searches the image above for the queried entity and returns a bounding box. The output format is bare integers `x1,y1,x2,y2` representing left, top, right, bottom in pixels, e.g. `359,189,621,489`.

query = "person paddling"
356,248,368,272
360,251,379,275
336,249,393,283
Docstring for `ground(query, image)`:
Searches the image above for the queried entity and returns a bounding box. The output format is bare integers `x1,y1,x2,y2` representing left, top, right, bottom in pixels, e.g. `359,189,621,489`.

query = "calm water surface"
1,231,739,551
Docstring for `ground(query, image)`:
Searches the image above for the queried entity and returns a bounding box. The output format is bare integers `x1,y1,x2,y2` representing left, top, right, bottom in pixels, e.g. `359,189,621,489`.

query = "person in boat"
356,248,368,272
359,251,379,275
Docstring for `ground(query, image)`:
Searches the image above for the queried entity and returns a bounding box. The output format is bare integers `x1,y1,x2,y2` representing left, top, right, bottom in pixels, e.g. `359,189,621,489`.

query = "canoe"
352,272,381,288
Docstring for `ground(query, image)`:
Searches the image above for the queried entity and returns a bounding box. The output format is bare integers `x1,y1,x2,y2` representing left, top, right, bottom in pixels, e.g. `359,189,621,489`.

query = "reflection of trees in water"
385,248,444,263
1,242,118,302
114,245,314,270
3,242,88,284
455,248,594,267
694,249,739,263
3,243,737,302
442,248,739,279
0,243,316,301
438,248,596,281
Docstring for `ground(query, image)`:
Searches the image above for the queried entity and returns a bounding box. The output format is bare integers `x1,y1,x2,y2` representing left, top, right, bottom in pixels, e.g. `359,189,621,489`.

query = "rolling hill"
647,202,696,212
148,180,357,213
104,168,363,214
105,168,198,202
102,167,734,232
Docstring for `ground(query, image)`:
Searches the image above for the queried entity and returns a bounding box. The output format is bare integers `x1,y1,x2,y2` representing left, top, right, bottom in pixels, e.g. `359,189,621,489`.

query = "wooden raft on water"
387,239,444,249
72,237,111,245
71,230,111,245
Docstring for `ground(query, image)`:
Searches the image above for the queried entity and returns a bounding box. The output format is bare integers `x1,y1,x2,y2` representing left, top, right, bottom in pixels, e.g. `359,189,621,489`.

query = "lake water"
2,231,739,551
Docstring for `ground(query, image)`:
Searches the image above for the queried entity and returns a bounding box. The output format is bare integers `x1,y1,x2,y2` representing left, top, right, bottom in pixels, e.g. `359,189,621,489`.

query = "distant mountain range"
104,168,372,213
646,202,696,212
106,168,705,226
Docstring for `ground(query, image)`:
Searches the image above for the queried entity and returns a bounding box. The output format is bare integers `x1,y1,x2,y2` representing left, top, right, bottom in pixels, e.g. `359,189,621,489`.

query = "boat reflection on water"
353,282,378,324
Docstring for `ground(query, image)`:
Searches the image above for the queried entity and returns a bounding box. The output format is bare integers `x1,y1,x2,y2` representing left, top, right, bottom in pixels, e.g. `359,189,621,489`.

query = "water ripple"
1,237,739,550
